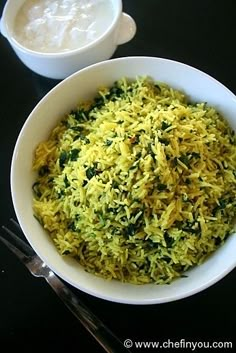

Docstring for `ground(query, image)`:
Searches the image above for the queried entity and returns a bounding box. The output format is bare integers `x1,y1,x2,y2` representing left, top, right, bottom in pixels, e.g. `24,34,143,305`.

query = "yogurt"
13,0,114,53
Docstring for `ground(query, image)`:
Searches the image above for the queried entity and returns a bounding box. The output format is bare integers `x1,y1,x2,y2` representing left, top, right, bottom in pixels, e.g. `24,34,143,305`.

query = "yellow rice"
32,77,236,284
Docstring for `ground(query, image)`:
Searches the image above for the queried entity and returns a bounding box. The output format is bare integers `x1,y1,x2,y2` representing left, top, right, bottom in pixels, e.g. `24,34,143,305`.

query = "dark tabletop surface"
0,0,235,352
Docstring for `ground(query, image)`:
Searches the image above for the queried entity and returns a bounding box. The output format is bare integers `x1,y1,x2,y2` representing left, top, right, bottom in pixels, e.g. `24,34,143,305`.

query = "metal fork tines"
1,219,130,353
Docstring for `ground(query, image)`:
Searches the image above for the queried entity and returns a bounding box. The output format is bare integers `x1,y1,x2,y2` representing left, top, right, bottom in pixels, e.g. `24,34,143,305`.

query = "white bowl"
0,0,136,79
11,56,236,304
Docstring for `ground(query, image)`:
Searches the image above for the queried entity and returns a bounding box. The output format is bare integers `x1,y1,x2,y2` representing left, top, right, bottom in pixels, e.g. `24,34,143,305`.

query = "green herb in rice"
32,77,236,284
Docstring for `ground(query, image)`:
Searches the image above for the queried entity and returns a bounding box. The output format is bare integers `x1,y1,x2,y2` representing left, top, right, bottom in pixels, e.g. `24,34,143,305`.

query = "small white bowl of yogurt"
0,0,136,79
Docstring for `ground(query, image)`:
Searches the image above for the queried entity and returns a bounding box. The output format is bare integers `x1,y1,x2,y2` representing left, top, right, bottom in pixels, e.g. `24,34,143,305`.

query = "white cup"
0,0,136,79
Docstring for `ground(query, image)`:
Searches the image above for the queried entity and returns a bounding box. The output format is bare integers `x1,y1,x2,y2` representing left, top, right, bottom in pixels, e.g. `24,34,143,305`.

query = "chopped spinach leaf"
125,224,136,237
174,220,183,228
38,165,49,177
68,222,76,232
164,232,175,247
70,126,84,132
59,150,68,168
62,250,71,255
154,84,161,91
71,109,88,122
82,180,88,187
212,199,228,215
97,212,106,227
146,240,159,249
64,175,70,188
161,121,172,130
214,237,222,246
218,199,227,209
191,152,201,159
32,182,42,198
69,148,80,161
136,151,142,160
81,136,90,144
147,143,156,159
105,139,113,146
173,157,178,167
86,166,97,180
163,256,171,264
111,180,119,189
108,207,118,214
179,154,190,167
93,96,105,109
157,183,167,191
182,221,200,235
107,86,124,100
159,138,169,145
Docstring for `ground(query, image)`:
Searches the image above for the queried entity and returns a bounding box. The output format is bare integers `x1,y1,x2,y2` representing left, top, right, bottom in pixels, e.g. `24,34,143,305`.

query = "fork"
1,219,131,353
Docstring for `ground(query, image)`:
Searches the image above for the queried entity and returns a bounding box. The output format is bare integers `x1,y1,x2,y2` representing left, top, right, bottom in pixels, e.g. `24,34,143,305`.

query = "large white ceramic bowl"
11,56,236,304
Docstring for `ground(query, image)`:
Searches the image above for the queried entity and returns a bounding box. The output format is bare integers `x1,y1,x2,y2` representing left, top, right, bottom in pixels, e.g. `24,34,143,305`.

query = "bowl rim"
10,56,236,305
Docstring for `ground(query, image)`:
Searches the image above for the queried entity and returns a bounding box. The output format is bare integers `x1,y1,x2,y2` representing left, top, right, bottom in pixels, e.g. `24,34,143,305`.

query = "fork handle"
45,271,130,353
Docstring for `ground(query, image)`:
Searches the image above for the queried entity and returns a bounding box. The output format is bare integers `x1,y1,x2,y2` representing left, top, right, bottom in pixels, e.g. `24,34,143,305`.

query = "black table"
1,0,235,351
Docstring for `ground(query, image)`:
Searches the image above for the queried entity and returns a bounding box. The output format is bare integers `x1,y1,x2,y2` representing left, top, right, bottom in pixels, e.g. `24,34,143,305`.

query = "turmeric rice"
32,77,236,284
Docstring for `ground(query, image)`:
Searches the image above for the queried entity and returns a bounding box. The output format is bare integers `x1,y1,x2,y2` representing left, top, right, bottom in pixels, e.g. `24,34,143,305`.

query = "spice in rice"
32,77,236,284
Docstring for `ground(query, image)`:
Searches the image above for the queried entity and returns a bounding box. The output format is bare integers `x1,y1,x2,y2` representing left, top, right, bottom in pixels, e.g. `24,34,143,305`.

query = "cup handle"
116,12,136,45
